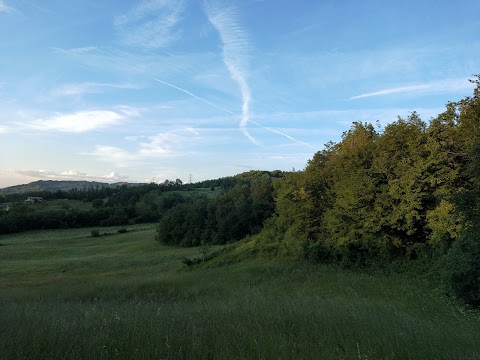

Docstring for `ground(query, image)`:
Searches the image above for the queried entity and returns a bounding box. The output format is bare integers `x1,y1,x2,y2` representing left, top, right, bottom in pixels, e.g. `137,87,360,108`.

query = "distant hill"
0,180,146,194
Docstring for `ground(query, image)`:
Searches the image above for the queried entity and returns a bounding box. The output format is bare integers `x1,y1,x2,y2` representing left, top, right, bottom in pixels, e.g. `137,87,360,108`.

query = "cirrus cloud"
204,0,256,145
90,145,137,167
0,0,13,13
52,82,140,97
115,0,184,49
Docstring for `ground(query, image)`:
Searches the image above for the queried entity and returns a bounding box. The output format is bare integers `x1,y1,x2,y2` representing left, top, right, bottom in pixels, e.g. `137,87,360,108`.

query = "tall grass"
1,227,479,359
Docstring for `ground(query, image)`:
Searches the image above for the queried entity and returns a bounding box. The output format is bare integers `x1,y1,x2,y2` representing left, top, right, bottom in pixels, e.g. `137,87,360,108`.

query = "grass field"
1,226,479,360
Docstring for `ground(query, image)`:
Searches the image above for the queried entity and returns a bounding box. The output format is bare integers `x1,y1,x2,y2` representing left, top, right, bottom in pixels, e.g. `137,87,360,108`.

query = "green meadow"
1,226,479,360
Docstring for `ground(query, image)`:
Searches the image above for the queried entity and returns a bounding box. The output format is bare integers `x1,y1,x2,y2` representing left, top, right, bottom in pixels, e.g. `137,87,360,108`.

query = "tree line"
0,172,281,235
0,181,211,234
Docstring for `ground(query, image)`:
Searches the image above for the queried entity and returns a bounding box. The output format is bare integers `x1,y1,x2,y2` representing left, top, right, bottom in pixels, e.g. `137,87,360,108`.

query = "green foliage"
0,180,222,235
156,173,278,247
90,229,100,237
99,208,129,227
256,77,480,280
426,199,461,249
442,227,480,306
179,256,196,266
443,139,480,306
91,198,103,208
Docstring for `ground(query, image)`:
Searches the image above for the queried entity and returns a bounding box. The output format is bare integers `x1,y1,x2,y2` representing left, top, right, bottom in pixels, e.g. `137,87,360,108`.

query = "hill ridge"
0,180,146,194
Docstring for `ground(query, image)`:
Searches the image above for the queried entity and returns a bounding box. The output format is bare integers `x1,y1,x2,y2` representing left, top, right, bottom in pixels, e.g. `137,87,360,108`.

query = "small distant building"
25,197,43,204
0,204,10,211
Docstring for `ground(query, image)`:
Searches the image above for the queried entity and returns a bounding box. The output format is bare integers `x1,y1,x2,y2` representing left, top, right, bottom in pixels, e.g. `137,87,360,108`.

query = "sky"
0,0,479,188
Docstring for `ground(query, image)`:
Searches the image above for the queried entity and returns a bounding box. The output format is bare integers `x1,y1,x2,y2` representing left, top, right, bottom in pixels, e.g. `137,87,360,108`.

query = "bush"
179,256,202,267
443,141,480,306
90,229,100,238
117,228,128,233
442,226,480,306
92,199,103,208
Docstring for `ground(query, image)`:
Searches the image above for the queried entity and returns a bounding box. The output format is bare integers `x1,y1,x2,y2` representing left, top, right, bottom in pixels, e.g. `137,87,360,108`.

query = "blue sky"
0,0,479,187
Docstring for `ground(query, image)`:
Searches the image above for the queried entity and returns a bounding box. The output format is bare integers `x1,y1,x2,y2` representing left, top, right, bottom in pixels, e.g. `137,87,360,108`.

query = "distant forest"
1,76,479,306
0,176,255,234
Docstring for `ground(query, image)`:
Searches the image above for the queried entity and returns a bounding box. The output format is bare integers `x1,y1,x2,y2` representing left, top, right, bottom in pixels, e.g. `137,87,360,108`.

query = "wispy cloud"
52,82,140,97
90,146,137,167
27,107,139,133
52,46,98,55
232,164,255,169
90,127,200,166
115,0,184,49
139,127,200,157
204,0,256,144
14,169,130,183
0,0,13,13
351,77,474,99
102,172,130,181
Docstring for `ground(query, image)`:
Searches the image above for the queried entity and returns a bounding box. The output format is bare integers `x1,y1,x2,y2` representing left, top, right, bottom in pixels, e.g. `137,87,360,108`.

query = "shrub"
442,226,480,306
90,229,100,237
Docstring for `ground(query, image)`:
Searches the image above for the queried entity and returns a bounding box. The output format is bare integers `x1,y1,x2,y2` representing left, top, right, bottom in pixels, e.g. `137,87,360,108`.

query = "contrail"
204,1,256,144
153,78,234,115
153,77,310,147
249,120,313,147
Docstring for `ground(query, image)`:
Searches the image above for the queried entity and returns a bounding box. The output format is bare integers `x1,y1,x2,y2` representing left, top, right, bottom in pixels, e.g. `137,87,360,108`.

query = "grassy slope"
0,226,479,360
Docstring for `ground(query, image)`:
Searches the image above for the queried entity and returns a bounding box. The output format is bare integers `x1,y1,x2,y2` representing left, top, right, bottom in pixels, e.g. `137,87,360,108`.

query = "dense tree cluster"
257,77,480,305
155,171,280,246
270,79,479,261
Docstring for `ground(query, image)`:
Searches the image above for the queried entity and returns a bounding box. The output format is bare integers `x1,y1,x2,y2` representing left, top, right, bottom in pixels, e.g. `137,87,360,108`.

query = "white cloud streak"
14,169,130,183
204,1,257,144
248,120,313,148
52,46,97,55
153,78,310,146
90,146,137,167
90,127,200,167
52,82,140,97
351,77,474,99
115,0,184,49
139,127,200,157
27,107,139,133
